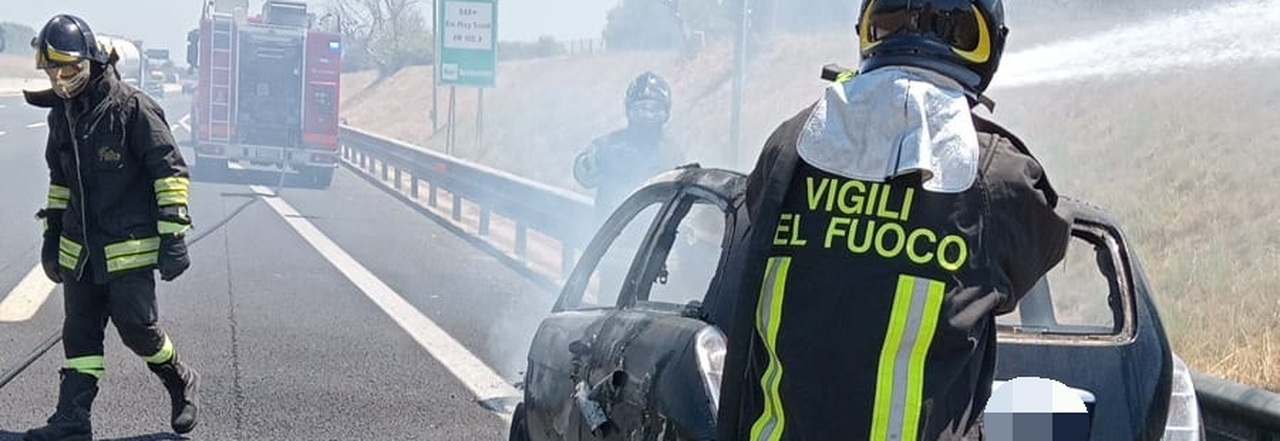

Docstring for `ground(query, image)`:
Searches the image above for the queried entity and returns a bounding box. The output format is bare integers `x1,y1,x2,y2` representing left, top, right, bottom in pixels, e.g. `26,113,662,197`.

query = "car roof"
641,165,747,205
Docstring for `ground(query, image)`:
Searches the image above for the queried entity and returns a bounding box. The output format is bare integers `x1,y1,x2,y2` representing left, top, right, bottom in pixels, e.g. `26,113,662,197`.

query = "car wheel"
508,402,530,441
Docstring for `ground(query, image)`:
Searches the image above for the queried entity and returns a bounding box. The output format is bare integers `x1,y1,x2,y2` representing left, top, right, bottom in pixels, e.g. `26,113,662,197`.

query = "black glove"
158,235,190,282
36,209,63,284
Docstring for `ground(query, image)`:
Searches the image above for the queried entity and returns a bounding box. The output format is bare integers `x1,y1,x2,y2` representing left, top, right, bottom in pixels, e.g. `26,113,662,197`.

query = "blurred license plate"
255,149,281,159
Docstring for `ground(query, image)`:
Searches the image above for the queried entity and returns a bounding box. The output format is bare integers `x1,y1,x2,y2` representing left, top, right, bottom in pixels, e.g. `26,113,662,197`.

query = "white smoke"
993,0,1280,90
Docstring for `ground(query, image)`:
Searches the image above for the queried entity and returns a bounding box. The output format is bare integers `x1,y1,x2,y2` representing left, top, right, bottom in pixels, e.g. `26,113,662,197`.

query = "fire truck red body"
186,0,342,188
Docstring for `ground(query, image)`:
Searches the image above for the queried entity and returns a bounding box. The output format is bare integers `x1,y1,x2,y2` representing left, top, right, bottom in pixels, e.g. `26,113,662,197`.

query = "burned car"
508,165,1204,440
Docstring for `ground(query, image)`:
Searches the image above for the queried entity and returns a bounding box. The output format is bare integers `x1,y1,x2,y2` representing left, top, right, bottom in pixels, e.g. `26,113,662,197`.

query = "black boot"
24,368,98,441
147,355,200,434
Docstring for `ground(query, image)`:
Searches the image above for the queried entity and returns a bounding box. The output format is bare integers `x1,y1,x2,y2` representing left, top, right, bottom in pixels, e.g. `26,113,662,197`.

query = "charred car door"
520,167,745,441
992,198,1198,440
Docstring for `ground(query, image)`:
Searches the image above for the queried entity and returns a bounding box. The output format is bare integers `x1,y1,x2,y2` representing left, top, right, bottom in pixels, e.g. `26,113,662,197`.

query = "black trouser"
61,269,173,378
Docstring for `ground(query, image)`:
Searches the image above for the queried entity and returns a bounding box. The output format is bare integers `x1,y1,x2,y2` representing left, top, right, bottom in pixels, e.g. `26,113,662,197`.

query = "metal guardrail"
337,125,595,291
336,125,1280,440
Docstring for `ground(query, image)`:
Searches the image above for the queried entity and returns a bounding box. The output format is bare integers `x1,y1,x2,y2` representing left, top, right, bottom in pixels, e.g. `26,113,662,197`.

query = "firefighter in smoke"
711,0,1074,439
22,14,200,440
572,72,686,303
573,71,686,225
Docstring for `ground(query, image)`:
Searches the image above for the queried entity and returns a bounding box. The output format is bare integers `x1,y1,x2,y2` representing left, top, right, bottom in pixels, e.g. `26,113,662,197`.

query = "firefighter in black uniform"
23,14,200,440
712,1,1074,440
573,71,685,226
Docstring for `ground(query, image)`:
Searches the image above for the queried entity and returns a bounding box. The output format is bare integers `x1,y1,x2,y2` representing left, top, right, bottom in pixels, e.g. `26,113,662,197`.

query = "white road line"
170,123,180,132
0,264,56,323
26,122,46,129
249,185,518,423
0,131,7,136
179,114,191,132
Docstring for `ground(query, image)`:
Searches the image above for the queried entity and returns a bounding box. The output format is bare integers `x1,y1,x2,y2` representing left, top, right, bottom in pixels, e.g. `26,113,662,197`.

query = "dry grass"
338,32,1280,393
989,60,1280,392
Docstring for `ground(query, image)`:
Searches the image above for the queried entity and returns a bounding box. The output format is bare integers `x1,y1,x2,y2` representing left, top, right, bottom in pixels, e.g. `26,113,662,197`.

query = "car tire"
508,402,530,441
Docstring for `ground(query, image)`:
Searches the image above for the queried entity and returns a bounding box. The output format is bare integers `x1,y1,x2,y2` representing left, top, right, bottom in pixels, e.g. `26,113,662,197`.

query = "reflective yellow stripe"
58,237,82,270
154,176,190,192
49,185,70,199
67,355,105,379
104,237,161,258
48,184,70,210
106,252,159,273
144,334,175,364
158,220,191,236
870,275,946,441
155,177,190,207
104,237,161,273
750,256,790,441
157,191,189,206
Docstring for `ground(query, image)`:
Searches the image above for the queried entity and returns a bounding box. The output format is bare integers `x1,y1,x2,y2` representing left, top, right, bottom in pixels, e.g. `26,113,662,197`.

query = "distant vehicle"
186,0,343,188
507,164,1205,441
144,69,166,99
96,35,144,88
143,48,171,99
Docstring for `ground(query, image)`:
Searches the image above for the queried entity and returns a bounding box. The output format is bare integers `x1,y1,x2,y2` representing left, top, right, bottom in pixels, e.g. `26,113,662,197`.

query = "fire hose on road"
0,165,291,392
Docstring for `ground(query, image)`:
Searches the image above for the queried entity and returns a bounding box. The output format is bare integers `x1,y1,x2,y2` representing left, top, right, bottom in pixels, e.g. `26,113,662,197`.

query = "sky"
2,0,611,66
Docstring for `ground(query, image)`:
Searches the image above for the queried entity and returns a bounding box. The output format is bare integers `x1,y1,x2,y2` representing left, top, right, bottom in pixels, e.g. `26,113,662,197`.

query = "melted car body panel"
515,167,1176,441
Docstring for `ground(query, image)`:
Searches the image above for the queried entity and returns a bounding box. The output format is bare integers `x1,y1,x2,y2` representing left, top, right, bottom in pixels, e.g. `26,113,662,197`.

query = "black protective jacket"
26,65,191,284
710,103,1073,441
574,126,685,225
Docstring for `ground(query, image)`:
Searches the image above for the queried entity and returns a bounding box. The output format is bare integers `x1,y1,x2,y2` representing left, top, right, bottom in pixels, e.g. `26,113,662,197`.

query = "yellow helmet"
856,0,1008,94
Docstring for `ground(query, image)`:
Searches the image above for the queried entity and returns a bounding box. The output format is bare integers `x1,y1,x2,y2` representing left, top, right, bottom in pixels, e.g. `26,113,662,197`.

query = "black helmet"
33,14,110,69
624,71,672,127
625,71,672,111
856,0,1008,95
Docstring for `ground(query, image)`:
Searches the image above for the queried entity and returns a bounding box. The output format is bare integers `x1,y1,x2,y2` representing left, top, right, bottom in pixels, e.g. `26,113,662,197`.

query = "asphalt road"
0,92,556,440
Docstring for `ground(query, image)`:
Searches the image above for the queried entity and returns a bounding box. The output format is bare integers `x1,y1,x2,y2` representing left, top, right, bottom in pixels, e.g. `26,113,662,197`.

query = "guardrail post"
394,167,402,190
479,207,490,236
515,224,528,260
429,184,438,207
411,176,420,199
381,160,389,180
452,194,462,221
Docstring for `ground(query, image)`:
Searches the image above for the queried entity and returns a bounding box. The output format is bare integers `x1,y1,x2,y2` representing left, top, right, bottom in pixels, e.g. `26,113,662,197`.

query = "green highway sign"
436,0,498,88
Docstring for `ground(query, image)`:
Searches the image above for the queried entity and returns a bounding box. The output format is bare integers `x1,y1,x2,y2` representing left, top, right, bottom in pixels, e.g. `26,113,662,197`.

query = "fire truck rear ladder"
208,12,235,144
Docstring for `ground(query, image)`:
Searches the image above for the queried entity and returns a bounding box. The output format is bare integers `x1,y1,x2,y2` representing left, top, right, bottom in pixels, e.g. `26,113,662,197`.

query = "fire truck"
185,0,343,188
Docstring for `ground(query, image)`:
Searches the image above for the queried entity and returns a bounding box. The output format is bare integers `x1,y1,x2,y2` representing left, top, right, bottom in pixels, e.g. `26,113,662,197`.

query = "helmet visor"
862,0,985,53
627,99,669,125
